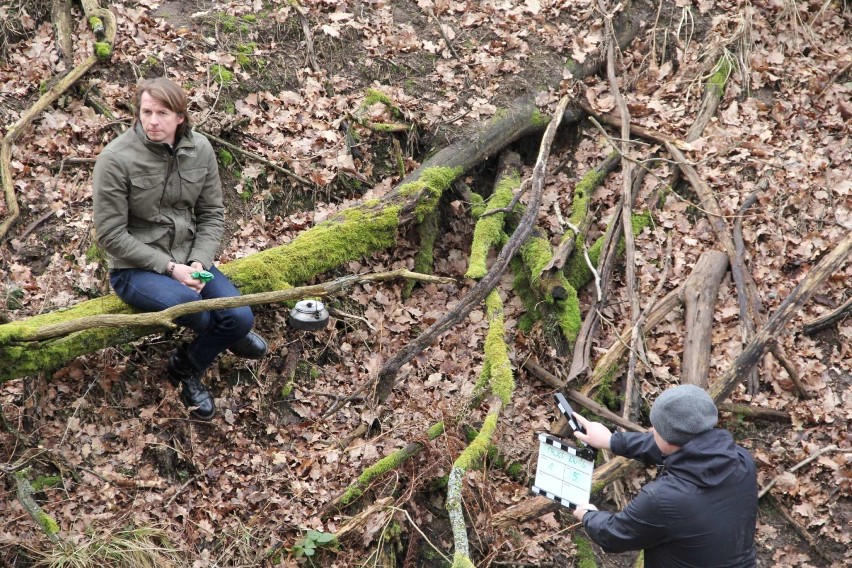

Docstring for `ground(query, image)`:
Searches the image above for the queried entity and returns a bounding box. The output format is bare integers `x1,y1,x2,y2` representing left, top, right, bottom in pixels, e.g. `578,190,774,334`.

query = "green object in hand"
191,270,214,283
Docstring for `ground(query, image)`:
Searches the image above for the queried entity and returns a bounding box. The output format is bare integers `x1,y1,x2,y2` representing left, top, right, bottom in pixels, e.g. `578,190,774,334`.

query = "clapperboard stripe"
539,432,579,454
531,485,576,509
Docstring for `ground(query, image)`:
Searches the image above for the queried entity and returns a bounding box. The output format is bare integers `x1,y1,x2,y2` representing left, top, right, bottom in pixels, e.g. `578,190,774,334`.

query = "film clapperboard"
531,393,597,510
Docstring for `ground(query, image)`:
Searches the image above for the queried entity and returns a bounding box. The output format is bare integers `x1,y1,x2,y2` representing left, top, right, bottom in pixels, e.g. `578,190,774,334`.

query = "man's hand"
573,413,612,450
171,263,206,292
573,503,598,522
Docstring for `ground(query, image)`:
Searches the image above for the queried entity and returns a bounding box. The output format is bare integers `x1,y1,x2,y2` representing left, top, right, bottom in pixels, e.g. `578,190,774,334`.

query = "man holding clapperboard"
533,385,757,568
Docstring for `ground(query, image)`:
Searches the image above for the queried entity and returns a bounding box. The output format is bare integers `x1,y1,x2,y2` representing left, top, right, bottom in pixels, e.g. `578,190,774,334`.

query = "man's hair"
134,77,191,139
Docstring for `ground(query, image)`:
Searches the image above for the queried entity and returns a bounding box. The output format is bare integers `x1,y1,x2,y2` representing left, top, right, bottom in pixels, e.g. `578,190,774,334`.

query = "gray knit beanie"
649,384,718,446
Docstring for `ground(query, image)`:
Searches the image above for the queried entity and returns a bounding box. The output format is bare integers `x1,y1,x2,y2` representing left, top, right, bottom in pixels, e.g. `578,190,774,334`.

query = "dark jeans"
110,266,254,371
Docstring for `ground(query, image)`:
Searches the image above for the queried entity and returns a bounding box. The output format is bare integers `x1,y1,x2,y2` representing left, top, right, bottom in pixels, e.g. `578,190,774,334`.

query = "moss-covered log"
333,421,445,509
465,156,521,280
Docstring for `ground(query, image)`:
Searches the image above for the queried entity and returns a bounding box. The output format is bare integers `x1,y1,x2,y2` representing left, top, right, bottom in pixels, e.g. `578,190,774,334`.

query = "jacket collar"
132,122,196,156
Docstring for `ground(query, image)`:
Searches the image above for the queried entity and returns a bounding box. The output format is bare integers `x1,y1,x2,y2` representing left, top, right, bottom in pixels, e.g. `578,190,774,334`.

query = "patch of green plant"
31,475,62,491
291,529,336,558
235,42,265,69
211,64,234,86
218,148,235,168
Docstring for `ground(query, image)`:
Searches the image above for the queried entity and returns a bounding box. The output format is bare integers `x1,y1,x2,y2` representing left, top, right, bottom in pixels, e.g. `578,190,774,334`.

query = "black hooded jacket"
583,429,757,568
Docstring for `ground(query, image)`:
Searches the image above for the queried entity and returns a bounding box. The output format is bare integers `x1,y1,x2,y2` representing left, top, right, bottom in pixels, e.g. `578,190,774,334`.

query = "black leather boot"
166,344,215,420
228,331,268,359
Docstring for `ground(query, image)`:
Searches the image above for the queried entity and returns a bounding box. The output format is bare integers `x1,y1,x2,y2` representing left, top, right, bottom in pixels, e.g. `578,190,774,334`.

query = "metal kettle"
289,299,329,331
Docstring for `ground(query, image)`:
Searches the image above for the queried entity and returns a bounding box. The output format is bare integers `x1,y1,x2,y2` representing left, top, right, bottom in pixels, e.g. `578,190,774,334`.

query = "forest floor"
0,0,850,567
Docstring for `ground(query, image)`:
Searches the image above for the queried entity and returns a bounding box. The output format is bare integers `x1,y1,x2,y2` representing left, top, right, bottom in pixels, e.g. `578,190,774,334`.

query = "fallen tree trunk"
0,270,450,382
681,250,729,388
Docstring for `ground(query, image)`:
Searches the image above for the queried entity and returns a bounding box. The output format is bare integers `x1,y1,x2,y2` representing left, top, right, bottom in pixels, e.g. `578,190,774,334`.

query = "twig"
198,129,314,187
769,342,810,399
480,179,530,218
328,307,377,331
424,7,460,59
580,100,686,149
165,473,203,508
15,209,57,242
598,2,642,423
291,0,320,72
583,246,602,301
733,184,762,395
803,295,852,335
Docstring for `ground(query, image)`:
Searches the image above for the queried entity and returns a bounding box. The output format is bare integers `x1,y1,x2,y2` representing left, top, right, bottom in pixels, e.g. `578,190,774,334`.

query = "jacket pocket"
129,173,165,218
178,167,206,206
127,224,170,246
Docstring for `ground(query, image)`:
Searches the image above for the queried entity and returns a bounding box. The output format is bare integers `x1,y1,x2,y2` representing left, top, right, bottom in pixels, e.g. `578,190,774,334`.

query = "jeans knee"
230,307,255,338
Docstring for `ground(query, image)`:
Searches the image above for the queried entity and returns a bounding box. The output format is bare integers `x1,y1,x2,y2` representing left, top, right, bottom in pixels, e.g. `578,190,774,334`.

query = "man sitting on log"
571,384,758,567
93,77,268,420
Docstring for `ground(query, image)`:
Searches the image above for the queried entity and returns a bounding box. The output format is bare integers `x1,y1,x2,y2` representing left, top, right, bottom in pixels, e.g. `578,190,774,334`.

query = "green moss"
364,88,393,107
0,202,407,381
0,293,152,381
565,212,652,290
482,291,514,405
517,313,535,333
94,42,112,60
219,13,252,33
85,242,107,265
506,462,524,480
38,510,60,536
88,16,103,32
361,88,405,120
489,107,509,124
426,421,446,439
454,413,498,471
596,367,620,410
531,108,550,128
469,192,486,218
452,553,476,568
520,236,552,287
397,166,463,223
31,476,62,491
404,209,439,298
707,55,732,97
465,172,519,279
555,280,581,345
570,161,610,226
211,64,234,85
510,257,540,326
218,148,234,168
574,534,598,568
340,422,444,507
222,205,400,293
235,43,259,68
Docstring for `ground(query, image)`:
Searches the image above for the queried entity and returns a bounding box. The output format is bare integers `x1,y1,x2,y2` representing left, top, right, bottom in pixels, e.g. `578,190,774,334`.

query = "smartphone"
554,392,586,434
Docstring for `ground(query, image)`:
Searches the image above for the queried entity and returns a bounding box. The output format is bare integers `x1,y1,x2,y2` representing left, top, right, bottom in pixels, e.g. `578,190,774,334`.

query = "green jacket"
93,123,224,273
